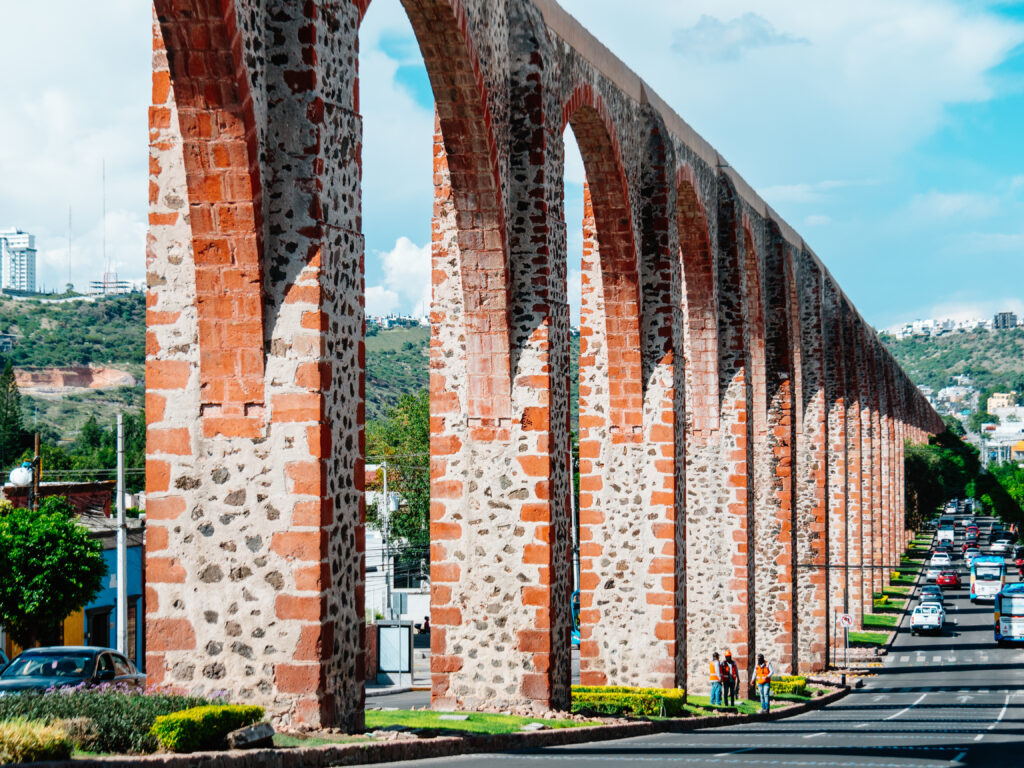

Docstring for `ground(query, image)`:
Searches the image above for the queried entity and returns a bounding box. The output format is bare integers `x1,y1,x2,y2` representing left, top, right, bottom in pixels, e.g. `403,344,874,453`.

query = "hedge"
571,685,687,717
0,718,72,764
770,675,807,696
150,705,264,753
0,688,208,754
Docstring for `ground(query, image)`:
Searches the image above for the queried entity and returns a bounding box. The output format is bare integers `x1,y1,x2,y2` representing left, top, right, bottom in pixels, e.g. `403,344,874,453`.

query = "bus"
971,555,1005,602
571,589,580,647
995,583,1024,644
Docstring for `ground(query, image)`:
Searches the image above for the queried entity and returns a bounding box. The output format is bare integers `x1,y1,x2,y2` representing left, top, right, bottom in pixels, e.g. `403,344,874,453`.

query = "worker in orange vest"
709,652,723,706
755,653,774,712
721,650,739,707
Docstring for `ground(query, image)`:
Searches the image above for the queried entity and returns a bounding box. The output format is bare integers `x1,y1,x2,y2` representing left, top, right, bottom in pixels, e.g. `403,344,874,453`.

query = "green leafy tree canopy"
0,499,107,648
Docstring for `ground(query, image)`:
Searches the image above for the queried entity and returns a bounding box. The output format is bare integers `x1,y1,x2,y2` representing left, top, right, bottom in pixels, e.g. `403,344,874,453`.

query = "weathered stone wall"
147,0,944,726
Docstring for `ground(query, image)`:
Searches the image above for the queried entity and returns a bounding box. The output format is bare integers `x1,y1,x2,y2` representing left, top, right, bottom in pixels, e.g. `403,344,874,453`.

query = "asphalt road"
371,515,1024,767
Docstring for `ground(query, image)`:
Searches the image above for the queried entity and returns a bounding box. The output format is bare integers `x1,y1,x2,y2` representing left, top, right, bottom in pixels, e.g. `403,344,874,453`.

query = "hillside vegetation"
0,294,144,367
882,328,1024,394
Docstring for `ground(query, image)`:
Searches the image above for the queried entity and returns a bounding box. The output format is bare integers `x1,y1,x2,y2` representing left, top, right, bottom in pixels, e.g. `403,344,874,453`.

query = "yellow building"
988,392,1017,414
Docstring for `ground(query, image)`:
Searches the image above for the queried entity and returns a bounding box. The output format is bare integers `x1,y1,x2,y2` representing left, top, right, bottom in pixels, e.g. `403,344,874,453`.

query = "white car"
965,549,981,568
926,563,944,582
991,538,1013,554
910,604,945,635
932,552,952,568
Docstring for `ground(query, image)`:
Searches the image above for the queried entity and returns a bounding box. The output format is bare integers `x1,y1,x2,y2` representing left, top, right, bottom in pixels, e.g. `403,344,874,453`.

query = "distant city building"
993,312,1018,330
89,272,133,295
988,392,1017,414
886,316,989,339
0,228,37,293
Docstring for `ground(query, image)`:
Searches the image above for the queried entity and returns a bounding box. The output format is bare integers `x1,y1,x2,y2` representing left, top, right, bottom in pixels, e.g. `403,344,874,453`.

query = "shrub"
57,717,99,751
571,686,687,717
770,675,808,696
0,687,209,754
0,718,72,764
150,705,264,753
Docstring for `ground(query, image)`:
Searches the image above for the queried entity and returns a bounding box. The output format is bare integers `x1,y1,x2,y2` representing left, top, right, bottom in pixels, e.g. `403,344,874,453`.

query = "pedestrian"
722,650,739,707
755,653,774,712
709,652,723,706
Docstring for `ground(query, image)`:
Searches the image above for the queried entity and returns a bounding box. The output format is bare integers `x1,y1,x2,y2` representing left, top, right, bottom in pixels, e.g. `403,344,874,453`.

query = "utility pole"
381,460,393,620
31,433,40,511
116,414,127,655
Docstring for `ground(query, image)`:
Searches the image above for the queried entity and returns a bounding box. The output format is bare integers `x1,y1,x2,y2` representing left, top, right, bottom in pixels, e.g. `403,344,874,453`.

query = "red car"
936,570,961,589
967,526,979,537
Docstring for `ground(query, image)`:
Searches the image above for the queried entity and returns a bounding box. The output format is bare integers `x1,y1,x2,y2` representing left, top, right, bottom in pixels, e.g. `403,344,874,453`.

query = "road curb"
37,687,850,768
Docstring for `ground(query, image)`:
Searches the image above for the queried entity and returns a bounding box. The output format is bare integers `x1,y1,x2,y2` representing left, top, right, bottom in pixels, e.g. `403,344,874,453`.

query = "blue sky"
4,1,1024,330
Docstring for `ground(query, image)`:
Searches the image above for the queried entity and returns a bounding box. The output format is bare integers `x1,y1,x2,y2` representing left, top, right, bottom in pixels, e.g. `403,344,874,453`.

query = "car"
967,525,979,537
921,589,945,606
920,584,943,600
911,604,945,635
963,539,978,554
925,563,944,582
1014,546,1024,575
0,647,145,694
932,552,952,567
991,537,1014,555
965,548,981,568
936,570,962,589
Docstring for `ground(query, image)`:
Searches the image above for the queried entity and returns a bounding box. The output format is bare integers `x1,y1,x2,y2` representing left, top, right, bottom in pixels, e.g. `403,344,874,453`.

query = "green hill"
881,328,1024,394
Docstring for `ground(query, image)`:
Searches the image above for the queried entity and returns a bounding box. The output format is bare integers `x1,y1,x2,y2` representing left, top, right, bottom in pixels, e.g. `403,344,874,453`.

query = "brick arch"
564,85,644,438
359,0,512,425
152,0,266,438
675,165,717,437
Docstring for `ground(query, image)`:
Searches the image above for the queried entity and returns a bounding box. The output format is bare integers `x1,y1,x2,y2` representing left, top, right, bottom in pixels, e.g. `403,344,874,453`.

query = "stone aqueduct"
145,0,942,730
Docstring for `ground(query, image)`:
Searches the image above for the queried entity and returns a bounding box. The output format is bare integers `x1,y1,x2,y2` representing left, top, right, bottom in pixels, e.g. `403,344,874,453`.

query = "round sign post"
839,613,853,668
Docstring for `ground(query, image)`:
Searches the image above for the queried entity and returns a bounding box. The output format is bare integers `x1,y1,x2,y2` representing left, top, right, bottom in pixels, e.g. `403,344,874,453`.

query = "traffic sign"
839,613,854,628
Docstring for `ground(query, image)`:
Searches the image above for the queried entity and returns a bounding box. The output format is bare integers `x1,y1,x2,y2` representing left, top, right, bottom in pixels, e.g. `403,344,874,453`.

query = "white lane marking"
933,655,942,662
713,746,757,756
885,692,927,721
853,722,870,728
974,692,1010,742
802,732,825,739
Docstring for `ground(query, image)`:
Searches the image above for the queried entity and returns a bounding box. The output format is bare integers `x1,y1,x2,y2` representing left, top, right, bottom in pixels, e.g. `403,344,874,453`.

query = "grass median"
363,710,593,735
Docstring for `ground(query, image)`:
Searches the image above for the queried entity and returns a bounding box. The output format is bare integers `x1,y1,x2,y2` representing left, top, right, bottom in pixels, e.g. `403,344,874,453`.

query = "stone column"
794,253,828,672
841,310,864,630
821,279,846,660
148,0,368,729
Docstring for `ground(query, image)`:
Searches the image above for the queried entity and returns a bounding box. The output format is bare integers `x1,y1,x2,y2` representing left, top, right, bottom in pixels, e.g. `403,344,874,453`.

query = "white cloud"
804,215,832,226
556,0,1024,183
908,191,1000,220
672,13,809,62
366,237,431,317
761,179,878,204
0,1,149,292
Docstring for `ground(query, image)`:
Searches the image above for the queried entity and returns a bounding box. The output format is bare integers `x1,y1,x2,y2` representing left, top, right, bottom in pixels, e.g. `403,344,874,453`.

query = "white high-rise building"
0,229,37,293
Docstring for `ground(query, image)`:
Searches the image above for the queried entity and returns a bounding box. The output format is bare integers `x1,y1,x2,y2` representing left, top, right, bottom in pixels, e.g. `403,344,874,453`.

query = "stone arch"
675,165,717,438
359,0,512,426
563,84,644,439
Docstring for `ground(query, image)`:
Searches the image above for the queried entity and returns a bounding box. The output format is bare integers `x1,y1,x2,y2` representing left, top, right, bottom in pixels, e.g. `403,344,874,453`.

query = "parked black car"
0,647,145,694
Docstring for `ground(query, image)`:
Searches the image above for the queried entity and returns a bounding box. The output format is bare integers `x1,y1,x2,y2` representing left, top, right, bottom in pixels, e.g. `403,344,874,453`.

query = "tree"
0,361,28,469
942,414,965,437
968,410,998,434
0,500,106,648
366,390,430,579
